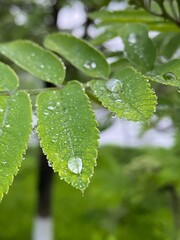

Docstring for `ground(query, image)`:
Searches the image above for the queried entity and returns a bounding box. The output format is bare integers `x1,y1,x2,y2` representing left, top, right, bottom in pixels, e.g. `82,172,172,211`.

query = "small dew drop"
48,161,53,167
43,111,49,115
0,108,4,113
68,157,82,174
127,33,138,44
2,160,6,164
47,106,55,111
5,124,10,128
111,113,117,118
177,87,180,93
163,72,176,81
83,61,96,70
106,79,123,93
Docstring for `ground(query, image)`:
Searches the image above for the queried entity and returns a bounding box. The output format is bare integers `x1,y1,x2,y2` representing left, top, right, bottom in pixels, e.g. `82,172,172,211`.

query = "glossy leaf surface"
90,67,156,122
37,81,99,192
0,91,32,200
44,32,109,79
0,40,65,86
0,62,19,91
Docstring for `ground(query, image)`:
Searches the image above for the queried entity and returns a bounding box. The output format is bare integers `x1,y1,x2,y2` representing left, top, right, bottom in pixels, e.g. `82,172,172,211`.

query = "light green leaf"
122,24,156,70
44,32,109,79
0,61,19,91
0,40,65,86
90,67,156,122
0,91,32,200
147,59,180,86
37,81,99,192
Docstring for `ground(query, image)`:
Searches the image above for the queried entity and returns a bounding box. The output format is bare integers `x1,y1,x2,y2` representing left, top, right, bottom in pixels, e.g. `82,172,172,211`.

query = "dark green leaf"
44,32,109,79
0,91,32,200
0,40,65,86
37,81,99,192
90,67,156,122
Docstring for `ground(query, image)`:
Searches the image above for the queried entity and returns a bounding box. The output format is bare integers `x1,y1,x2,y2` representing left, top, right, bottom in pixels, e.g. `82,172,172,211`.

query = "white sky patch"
104,37,124,52
57,1,86,30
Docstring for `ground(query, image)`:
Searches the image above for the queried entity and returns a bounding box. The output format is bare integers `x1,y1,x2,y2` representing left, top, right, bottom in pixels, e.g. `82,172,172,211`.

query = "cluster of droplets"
83,61,96,70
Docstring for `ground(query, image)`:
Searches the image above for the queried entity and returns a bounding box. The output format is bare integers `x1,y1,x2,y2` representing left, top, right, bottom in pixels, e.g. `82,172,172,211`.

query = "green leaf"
0,91,32,200
0,40,65,86
122,24,156,71
44,32,109,79
90,67,156,122
0,61,19,91
89,9,162,23
37,81,99,192
147,59,180,86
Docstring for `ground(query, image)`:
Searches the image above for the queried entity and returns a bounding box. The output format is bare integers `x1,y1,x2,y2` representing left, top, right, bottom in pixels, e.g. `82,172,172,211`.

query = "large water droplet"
68,157,82,174
106,79,123,93
163,72,176,81
83,61,96,69
127,33,138,44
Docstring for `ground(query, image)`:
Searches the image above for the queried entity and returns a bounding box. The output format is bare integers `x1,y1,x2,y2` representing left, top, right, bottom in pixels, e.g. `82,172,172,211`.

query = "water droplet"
5,124,10,128
0,108,4,113
47,106,55,111
56,102,60,106
106,79,123,93
68,157,82,174
43,111,49,115
51,136,57,143
2,160,6,164
111,113,117,118
83,61,96,69
48,161,53,167
127,33,138,44
163,72,176,81
177,87,180,93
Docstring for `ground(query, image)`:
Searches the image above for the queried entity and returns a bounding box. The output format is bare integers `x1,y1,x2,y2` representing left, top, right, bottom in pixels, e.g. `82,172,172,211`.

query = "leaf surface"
147,59,180,86
122,24,156,70
0,91,32,200
90,67,156,122
37,81,99,192
44,32,109,79
0,62,19,91
0,40,65,85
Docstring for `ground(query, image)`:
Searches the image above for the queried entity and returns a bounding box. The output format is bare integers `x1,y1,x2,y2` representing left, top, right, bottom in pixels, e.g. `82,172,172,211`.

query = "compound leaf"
90,67,156,122
37,81,99,192
0,61,19,91
0,40,65,86
44,32,109,79
0,91,32,200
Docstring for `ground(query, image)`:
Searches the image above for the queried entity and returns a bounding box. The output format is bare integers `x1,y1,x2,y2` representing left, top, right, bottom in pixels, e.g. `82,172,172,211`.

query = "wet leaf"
0,40,65,86
37,81,99,192
90,67,156,122
44,32,109,79
0,61,19,91
0,91,32,200
147,59,180,86
123,24,156,71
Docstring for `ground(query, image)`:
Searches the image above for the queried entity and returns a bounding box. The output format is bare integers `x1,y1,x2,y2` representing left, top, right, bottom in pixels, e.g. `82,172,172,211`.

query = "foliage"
1,1,180,238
